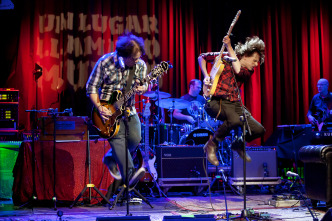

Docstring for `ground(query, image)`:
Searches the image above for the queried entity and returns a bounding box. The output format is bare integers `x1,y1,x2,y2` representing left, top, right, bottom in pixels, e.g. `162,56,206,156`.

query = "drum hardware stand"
70,123,112,208
155,78,161,145
168,103,176,145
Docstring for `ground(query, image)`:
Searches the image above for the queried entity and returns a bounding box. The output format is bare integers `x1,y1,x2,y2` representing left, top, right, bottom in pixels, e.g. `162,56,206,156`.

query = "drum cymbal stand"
70,123,112,208
168,102,176,145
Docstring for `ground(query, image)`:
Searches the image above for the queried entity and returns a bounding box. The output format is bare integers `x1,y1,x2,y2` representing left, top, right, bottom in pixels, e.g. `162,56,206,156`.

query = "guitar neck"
114,61,169,110
114,72,156,109
215,10,241,63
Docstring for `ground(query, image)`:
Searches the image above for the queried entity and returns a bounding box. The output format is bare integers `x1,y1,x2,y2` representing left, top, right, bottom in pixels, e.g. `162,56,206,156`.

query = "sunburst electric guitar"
92,61,170,138
203,10,241,100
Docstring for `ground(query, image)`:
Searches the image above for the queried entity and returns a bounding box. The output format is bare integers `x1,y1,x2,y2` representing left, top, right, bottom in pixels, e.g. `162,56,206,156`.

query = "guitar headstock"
231,10,241,26
147,61,171,82
143,102,151,118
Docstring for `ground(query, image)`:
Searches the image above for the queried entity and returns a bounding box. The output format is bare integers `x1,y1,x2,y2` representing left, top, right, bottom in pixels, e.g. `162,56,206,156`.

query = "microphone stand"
230,68,252,220
122,86,131,216
23,108,72,210
49,109,58,210
220,169,230,221
20,109,39,208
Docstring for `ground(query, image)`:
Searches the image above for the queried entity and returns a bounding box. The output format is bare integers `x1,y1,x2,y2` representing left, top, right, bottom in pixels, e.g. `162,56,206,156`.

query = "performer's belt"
212,95,230,101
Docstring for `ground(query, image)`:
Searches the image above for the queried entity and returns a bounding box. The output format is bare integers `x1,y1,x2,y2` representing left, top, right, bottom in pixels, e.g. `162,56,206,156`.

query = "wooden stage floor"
0,188,328,221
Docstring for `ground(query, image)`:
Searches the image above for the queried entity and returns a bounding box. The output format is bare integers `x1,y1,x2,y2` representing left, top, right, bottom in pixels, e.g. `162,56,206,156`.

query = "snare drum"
179,127,213,146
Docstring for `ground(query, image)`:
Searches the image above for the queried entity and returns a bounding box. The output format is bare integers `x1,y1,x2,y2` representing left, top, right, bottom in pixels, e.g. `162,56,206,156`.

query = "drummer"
173,79,206,126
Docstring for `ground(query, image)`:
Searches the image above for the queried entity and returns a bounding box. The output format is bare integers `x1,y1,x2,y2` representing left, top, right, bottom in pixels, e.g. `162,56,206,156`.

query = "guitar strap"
125,65,136,107
125,65,136,92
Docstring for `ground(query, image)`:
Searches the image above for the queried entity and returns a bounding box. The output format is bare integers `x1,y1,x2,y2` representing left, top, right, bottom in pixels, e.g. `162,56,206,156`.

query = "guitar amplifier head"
156,145,207,178
39,116,88,141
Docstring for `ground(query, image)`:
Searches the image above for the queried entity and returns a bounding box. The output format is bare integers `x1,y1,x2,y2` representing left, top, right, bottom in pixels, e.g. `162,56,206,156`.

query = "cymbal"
143,91,171,99
155,98,191,109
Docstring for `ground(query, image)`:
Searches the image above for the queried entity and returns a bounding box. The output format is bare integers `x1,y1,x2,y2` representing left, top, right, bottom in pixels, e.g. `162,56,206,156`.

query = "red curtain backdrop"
1,0,331,144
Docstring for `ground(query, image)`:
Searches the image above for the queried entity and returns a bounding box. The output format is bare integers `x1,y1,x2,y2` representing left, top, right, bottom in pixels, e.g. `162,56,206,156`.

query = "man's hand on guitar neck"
203,76,211,86
135,79,147,95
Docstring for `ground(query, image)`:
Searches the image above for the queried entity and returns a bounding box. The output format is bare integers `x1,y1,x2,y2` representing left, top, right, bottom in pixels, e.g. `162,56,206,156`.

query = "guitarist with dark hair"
198,35,266,165
86,33,148,189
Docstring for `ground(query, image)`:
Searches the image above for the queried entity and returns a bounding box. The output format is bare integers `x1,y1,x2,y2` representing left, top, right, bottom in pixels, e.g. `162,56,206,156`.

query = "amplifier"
232,146,278,178
0,89,19,132
0,89,19,102
156,145,207,178
39,116,88,141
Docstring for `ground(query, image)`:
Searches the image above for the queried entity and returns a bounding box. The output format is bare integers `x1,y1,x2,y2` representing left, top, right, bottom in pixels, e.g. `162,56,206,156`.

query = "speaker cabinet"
156,145,206,178
232,146,278,178
96,216,150,220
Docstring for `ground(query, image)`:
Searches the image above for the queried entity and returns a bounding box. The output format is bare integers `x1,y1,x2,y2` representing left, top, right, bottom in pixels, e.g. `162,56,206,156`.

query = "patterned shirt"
86,52,147,114
199,52,253,101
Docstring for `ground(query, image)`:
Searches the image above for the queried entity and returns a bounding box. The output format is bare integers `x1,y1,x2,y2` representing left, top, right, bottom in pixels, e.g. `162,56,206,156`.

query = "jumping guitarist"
198,35,266,165
86,33,148,189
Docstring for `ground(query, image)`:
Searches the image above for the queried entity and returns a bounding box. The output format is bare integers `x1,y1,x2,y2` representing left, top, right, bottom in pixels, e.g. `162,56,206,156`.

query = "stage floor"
0,190,328,221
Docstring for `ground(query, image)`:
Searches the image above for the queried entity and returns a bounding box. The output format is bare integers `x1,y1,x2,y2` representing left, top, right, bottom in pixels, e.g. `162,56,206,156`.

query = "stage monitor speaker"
232,146,277,178
156,145,206,178
321,208,332,221
96,216,150,220
163,215,215,220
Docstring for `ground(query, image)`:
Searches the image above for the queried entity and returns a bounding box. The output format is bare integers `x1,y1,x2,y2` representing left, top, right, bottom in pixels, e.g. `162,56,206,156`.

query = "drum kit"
141,90,222,146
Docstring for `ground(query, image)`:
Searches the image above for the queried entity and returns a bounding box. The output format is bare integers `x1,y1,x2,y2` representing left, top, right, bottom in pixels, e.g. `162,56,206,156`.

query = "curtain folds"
3,0,331,144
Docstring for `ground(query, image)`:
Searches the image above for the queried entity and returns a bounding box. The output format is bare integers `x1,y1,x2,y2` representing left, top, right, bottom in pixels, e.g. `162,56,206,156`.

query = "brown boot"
203,136,219,166
231,139,252,162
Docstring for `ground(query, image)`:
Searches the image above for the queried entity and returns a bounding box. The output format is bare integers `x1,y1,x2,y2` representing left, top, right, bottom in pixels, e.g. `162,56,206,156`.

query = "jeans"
103,114,142,182
205,99,265,142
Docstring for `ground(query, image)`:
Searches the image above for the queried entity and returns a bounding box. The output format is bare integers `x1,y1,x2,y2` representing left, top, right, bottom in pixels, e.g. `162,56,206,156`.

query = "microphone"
118,56,125,71
286,171,299,178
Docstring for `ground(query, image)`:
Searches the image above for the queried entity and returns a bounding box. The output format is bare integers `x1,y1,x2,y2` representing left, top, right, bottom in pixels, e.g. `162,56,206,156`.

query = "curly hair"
116,33,145,58
234,36,265,64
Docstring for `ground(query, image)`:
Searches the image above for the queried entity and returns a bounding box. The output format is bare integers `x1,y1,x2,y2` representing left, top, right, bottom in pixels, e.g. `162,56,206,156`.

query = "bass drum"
179,128,213,146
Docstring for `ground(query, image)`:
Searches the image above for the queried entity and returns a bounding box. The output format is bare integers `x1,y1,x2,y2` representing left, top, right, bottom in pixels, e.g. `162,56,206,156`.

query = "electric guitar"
142,102,158,181
92,61,170,138
203,10,241,100
313,109,331,131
